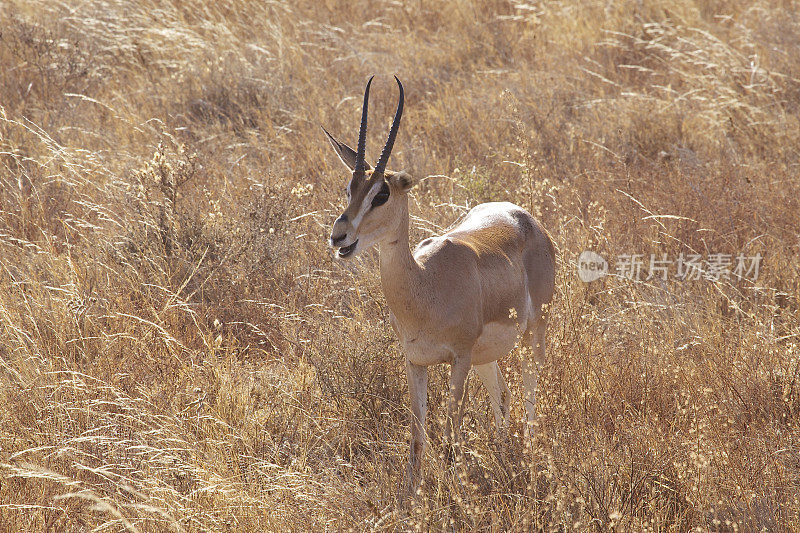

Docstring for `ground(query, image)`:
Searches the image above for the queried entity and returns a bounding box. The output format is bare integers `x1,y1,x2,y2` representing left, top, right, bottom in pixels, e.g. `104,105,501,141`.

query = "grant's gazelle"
326,76,555,488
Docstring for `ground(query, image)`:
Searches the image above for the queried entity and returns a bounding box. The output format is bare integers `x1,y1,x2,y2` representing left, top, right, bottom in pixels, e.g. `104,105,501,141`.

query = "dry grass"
1,0,799,530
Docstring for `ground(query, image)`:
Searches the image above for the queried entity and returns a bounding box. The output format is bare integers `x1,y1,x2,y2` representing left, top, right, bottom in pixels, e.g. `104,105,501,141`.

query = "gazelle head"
326,76,416,259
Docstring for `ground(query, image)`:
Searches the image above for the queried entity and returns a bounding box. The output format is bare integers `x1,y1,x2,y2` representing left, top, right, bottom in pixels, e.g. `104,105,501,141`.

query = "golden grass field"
1,0,799,530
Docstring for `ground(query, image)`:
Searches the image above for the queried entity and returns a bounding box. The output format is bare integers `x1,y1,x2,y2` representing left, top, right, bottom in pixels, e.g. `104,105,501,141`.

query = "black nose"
331,233,347,245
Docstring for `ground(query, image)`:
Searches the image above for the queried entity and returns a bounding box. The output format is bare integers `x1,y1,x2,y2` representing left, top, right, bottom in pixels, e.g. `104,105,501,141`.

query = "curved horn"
354,76,374,178
374,76,404,176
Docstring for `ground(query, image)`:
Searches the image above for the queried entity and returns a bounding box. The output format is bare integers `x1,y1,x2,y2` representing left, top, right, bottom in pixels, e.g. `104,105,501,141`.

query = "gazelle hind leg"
474,361,511,431
521,311,547,437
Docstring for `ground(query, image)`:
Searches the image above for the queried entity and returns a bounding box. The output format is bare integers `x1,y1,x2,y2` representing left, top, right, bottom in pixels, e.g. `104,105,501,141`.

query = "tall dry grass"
1,0,799,530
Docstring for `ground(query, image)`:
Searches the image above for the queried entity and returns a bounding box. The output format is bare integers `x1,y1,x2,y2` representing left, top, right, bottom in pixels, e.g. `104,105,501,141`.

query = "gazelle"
325,76,555,487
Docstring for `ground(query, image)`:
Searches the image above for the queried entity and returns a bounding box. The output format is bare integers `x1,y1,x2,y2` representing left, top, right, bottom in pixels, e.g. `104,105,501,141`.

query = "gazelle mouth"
337,240,358,258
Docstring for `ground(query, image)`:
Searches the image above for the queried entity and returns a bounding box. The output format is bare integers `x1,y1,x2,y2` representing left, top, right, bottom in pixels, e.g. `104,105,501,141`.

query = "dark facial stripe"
343,173,384,223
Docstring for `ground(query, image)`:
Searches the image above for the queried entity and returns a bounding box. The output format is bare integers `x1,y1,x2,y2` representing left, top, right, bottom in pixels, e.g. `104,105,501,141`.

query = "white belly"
401,335,453,366
470,321,522,366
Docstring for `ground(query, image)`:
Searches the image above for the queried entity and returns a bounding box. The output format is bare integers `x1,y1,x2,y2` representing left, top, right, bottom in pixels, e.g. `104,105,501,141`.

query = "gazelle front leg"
405,360,428,490
446,355,471,447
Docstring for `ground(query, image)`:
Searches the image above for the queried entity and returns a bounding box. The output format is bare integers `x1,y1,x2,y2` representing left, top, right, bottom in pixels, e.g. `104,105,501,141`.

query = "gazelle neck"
378,196,423,312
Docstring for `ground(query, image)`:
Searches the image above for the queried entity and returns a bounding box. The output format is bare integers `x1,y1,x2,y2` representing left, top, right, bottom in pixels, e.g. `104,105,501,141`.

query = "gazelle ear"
322,126,371,172
388,171,417,192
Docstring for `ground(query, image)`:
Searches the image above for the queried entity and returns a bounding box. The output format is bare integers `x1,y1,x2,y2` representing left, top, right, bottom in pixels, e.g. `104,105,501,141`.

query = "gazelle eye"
371,183,390,208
